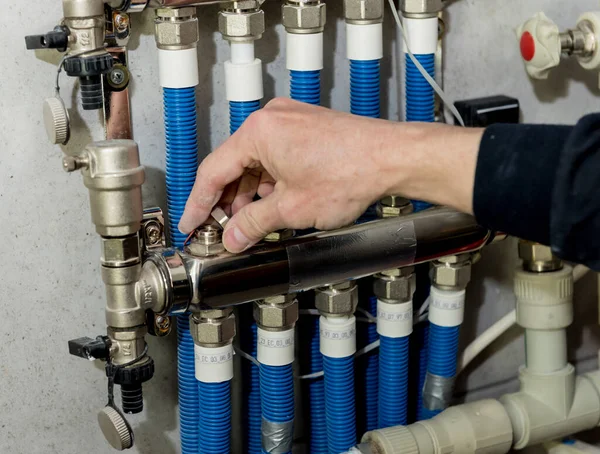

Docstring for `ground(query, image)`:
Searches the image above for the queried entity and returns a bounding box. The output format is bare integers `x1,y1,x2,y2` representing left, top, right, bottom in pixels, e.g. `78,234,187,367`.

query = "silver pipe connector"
155,6,199,50
282,0,326,34
400,0,443,19
344,0,383,25
219,0,265,42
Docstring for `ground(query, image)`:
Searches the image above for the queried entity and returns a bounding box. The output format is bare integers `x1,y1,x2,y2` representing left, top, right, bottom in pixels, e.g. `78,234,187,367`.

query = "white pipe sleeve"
287,32,324,71
257,327,295,366
225,59,264,102
230,42,255,65
320,315,356,358
346,23,383,60
377,300,413,338
194,343,234,383
403,16,438,54
428,286,465,328
525,329,568,373
158,48,200,88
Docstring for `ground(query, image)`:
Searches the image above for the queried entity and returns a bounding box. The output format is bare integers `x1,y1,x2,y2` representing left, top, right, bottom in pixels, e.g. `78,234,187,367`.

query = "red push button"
520,31,536,61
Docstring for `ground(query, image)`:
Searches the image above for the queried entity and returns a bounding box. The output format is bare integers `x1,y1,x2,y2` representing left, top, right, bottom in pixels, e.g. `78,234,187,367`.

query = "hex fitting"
254,295,299,331
186,225,225,257
373,267,416,303
108,326,147,366
315,281,359,316
155,7,199,50
219,4,265,42
344,0,384,25
518,240,562,273
376,195,413,219
264,229,295,243
190,309,236,347
431,254,472,291
400,0,443,18
282,0,326,34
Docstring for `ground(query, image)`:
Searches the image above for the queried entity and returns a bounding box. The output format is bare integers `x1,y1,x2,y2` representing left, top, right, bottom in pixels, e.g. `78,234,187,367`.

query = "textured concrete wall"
1,0,598,452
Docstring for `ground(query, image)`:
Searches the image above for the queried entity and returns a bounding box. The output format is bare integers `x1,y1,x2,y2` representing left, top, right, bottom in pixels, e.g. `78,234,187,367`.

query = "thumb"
223,195,286,253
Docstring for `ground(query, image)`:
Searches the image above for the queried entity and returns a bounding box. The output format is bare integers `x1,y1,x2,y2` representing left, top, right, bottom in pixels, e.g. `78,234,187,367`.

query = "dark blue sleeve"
473,113,600,270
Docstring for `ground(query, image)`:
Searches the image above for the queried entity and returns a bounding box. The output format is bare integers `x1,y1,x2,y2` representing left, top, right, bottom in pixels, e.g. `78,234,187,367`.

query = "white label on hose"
194,344,234,383
428,287,465,327
225,59,264,102
377,300,413,338
287,33,324,71
257,328,295,366
158,48,199,88
320,316,356,358
346,23,383,60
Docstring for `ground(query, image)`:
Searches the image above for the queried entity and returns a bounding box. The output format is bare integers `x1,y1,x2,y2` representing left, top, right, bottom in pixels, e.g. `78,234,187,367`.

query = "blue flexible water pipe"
163,86,199,454
379,335,410,428
323,355,356,454
421,323,460,419
350,59,381,118
229,101,262,452
289,70,327,452
309,317,327,453
415,322,429,421
198,381,232,453
290,70,321,105
260,364,295,454
364,297,379,431
230,100,261,135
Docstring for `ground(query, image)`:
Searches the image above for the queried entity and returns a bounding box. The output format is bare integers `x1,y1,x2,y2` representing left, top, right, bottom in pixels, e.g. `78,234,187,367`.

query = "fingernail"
224,226,251,253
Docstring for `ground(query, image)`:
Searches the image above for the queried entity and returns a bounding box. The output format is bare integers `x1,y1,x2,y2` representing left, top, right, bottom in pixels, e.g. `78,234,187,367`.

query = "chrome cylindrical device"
80,140,145,237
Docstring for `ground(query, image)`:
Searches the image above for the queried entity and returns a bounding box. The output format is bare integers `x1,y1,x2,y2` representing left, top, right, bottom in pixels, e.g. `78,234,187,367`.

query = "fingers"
257,172,276,198
223,194,286,253
232,169,262,214
178,137,258,234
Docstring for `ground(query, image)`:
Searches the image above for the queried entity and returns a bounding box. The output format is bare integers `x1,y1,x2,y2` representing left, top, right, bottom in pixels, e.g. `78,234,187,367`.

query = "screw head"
110,69,125,85
114,13,130,31
145,223,162,245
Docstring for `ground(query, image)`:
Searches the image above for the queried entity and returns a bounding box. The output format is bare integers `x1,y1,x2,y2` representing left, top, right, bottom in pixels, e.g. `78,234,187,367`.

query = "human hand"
178,98,481,252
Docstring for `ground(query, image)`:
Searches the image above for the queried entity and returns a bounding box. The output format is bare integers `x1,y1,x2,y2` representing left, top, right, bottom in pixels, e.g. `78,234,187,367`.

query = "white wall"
1,1,598,452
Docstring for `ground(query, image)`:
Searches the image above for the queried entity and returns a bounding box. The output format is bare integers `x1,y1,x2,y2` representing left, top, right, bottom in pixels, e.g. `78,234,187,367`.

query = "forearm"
383,122,483,215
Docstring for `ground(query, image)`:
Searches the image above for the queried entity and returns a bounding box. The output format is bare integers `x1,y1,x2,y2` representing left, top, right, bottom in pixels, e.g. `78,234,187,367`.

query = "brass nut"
187,241,225,257
315,282,358,315
400,0,443,15
101,235,140,267
155,17,199,49
218,10,265,41
191,314,236,345
282,3,326,33
254,298,299,329
376,196,413,218
156,7,197,18
264,229,294,243
344,0,383,23
431,262,471,290
518,241,554,263
373,271,416,302
197,308,233,320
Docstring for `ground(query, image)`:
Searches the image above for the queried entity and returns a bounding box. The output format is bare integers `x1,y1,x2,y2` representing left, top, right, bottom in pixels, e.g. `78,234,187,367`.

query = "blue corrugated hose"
406,53,435,211
421,323,460,419
164,86,199,454
289,71,327,452
416,322,429,421
323,355,356,454
379,335,410,428
229,102,262,452
350,59,380,118
260,364,294,454
290,70,321,105
309,317,327,453
230,100,260,135
364,297,379,431
198,381,232,454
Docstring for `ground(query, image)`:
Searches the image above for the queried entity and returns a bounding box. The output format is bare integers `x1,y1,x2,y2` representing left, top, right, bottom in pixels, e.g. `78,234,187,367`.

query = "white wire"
234,346,260,367
355,307,377,322
298,371,325,379
355,339,381,357
418,296,431,316
387,0,466,127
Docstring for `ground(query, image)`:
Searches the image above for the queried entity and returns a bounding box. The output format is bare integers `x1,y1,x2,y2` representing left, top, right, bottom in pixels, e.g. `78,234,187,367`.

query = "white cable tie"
387,0,466,127
298,371,325,380
355,307,377,323
418,296,431,316
355,339,381,357
234,346,260,367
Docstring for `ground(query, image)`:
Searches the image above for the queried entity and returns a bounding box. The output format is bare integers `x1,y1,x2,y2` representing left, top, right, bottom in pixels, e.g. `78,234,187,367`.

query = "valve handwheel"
516,12,561,79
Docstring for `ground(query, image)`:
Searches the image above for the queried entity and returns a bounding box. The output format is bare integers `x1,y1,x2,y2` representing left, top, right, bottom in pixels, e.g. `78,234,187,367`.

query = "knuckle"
265,97,293,110
241,206,269,238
